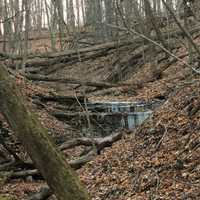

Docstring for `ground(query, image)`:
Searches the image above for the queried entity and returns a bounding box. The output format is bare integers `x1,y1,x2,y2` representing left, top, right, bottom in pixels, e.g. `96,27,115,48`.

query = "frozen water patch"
81,101,155,136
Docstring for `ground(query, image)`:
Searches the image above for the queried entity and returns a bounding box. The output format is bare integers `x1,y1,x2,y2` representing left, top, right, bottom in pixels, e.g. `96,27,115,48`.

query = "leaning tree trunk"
0,65,90,200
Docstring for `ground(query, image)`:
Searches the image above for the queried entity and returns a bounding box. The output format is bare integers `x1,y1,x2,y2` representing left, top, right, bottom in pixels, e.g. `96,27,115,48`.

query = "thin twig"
155,123,168,151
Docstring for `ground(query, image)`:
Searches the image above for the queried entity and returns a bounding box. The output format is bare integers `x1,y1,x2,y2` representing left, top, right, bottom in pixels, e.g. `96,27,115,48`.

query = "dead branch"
58,137,95,150
69,149,97,169
36,94,86,105
26,133,122,200
8,169,39,179
25,74,127,88
59,131,124,153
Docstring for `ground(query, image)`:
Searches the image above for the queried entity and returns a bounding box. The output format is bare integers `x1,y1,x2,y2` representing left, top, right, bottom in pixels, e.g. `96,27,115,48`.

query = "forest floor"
1,35,200,200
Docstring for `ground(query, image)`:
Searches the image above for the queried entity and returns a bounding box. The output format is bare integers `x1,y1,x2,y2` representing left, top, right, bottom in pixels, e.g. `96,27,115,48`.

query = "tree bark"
0,65,90,200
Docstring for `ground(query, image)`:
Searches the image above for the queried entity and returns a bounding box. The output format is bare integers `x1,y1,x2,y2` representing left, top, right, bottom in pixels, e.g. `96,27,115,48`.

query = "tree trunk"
0,66,90,200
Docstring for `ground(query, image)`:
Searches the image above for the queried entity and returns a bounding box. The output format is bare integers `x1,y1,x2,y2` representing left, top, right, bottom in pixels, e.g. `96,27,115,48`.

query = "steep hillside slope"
80,77,200,199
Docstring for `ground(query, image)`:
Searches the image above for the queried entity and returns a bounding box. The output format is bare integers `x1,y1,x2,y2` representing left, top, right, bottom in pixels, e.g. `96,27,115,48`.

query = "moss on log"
0,66,90,200
0,196,15,200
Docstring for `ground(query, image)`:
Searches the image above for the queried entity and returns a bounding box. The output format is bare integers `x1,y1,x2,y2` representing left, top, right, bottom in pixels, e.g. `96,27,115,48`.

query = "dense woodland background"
0,0,200,79
0,0,199,54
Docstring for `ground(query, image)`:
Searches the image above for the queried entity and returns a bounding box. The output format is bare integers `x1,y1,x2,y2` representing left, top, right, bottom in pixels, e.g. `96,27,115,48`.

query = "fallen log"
105,46,148,82
59,131,124,153
8,169,39,179
26,74,125,88
36,94,86,105
17,26,200,60
24,43,134,75
8,25,199,75
69,149,97,169
10,40,134,68
59,137,95,150
6,150,97,180
38,40,133,59
3,25,200,67
28,186,53,200
26,132,125,200
38,48,116,75
4,132,124,180
1,150,96,181
0,160,15,171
